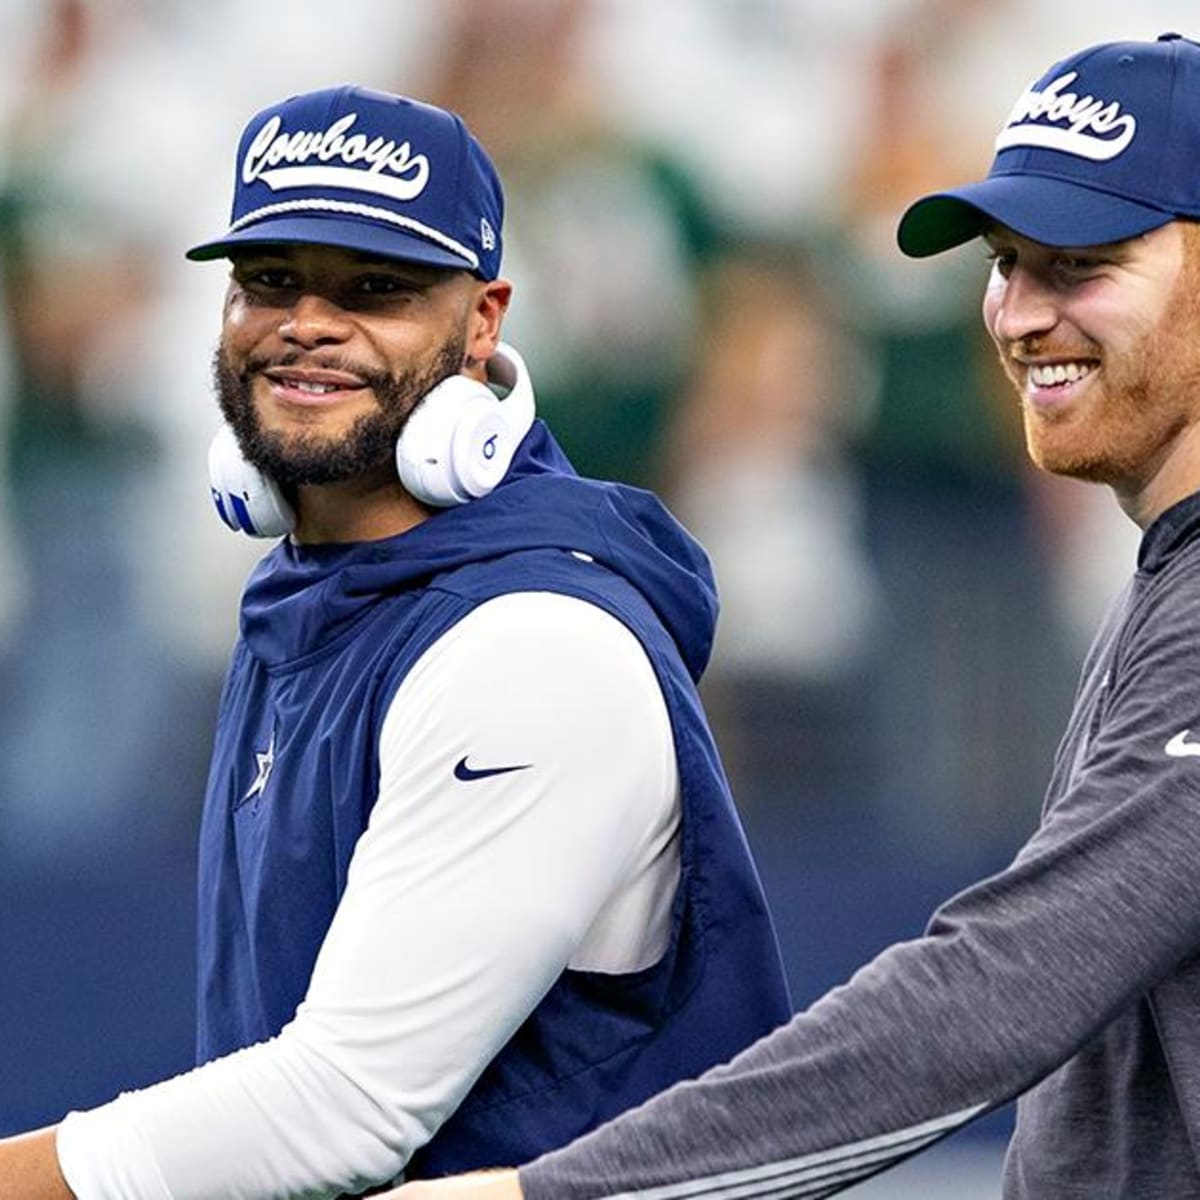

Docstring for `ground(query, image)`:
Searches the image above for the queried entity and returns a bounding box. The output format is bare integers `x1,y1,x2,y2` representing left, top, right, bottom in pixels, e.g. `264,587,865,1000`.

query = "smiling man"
0,87,791,1199
385,32,1200,1200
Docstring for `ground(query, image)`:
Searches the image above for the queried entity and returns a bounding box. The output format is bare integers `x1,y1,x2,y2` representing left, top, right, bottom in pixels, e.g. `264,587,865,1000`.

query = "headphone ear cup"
207,423,296,538
396,376,513,507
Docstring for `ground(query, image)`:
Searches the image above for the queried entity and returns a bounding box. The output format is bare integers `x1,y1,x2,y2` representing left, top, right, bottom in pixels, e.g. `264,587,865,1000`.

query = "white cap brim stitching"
226,198,480,270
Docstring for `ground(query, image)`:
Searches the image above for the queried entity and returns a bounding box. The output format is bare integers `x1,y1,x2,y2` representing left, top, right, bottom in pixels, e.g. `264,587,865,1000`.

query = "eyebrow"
347,256,471,288
346,252,461,275
233,248,452,272
346,253,411,268
231,252,465,289
981,226,1128,255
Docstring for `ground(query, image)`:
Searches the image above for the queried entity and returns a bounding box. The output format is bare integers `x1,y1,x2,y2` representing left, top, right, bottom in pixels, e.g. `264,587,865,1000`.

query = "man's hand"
386,1167,524,1200
0,1127,74,1199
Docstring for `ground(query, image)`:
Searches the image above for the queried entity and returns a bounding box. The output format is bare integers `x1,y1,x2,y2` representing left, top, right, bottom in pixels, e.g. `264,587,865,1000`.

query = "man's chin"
238,425,398,488
1028,441,1120,485
263,452,397,489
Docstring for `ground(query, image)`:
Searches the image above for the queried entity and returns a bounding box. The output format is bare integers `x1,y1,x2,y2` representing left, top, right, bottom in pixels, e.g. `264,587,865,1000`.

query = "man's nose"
278,293,353,348
987,266,1059,345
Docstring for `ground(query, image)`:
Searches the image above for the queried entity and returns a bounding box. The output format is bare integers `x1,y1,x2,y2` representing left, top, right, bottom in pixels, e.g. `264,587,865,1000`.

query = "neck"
1116,419,1200,529
291,469,432,544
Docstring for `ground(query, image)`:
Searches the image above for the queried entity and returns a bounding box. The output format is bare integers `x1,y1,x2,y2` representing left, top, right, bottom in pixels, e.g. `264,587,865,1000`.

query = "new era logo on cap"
187,86,504,280
897,33,1200,258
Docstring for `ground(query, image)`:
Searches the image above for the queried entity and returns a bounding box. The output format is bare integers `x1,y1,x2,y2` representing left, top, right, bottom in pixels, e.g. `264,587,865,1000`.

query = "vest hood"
239,421,718,680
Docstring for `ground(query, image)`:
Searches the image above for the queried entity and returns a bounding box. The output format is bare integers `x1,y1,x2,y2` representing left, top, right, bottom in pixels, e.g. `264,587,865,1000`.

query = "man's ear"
465,278,513,364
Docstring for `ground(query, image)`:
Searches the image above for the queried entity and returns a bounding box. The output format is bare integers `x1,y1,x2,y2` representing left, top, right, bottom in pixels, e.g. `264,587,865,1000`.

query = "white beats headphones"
208,341,537,538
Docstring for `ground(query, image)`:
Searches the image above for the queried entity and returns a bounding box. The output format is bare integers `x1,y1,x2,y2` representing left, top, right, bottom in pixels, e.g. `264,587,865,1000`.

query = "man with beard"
0,87,790,1199
380,32,1200,1200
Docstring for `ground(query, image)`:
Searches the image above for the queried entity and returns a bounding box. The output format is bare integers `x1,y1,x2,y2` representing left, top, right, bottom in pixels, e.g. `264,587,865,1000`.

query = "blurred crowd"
0,0,1186,1157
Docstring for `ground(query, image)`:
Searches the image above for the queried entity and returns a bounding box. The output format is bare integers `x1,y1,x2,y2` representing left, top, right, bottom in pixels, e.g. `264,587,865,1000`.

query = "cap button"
1159,32,1183,41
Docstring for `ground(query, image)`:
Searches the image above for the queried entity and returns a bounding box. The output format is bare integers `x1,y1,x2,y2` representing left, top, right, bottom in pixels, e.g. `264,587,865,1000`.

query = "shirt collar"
1138,490,1200,572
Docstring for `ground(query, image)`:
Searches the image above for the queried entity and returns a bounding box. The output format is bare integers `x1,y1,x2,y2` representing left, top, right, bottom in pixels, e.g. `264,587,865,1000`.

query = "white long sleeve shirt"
57,592,680,1200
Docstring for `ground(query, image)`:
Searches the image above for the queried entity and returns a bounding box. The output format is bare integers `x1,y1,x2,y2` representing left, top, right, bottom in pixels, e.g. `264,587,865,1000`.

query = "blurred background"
0,0,1188,1193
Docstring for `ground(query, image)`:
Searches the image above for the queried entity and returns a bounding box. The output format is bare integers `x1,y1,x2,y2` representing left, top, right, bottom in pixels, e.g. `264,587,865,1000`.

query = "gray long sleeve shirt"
520,491,1200,1200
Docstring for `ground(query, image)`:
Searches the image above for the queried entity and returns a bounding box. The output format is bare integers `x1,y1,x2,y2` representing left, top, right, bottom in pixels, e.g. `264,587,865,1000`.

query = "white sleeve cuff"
58,1100,173,1200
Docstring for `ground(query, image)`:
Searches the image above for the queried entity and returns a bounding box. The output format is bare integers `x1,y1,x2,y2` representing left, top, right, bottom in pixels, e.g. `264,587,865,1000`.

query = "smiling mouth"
1028,361,1096,388
1022,360,1100,407
262,368,368,405
283,379,344,396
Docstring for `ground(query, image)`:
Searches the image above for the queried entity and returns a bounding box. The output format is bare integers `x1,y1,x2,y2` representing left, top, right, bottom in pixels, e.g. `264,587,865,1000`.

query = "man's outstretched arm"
0,1128,73,1199
385,685,1200,1200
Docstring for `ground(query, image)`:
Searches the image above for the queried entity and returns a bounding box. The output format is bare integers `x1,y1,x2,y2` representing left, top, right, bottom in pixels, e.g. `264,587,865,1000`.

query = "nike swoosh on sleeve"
454,757,533,782
1165,730,1200,758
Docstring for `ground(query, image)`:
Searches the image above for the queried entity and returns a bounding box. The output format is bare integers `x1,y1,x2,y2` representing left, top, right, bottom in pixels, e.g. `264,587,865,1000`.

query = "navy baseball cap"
187,85,504,279
898,33,1200,257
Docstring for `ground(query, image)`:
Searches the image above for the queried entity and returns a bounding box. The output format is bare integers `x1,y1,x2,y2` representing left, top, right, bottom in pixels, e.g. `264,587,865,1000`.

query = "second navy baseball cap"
897,33,1200,257
188,85,504,279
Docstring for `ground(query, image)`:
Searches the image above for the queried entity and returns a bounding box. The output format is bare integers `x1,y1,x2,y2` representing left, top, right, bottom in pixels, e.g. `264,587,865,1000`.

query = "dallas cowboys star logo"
244,727,277,801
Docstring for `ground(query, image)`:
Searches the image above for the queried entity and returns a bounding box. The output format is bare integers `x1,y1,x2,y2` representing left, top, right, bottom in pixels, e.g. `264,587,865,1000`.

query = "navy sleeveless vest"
196,433,791,1180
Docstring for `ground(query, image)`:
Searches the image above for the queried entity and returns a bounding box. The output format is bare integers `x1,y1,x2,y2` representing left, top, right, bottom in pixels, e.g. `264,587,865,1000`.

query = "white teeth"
292,380,337,394
1029,361,1093,387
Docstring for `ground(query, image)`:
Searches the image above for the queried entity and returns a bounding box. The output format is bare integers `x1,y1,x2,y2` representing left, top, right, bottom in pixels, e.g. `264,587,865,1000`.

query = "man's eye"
984,248,1016,276
1053,254,1106,276
358,275,409,295
243,268,295,290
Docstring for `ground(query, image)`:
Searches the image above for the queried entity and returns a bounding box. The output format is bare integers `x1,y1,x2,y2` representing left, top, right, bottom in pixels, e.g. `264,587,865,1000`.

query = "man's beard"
212,334,467,487
1015,317,1200,489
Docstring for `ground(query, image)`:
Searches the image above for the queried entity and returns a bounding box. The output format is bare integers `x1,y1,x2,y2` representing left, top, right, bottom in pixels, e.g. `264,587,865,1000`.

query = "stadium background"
0,1,1190,1194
